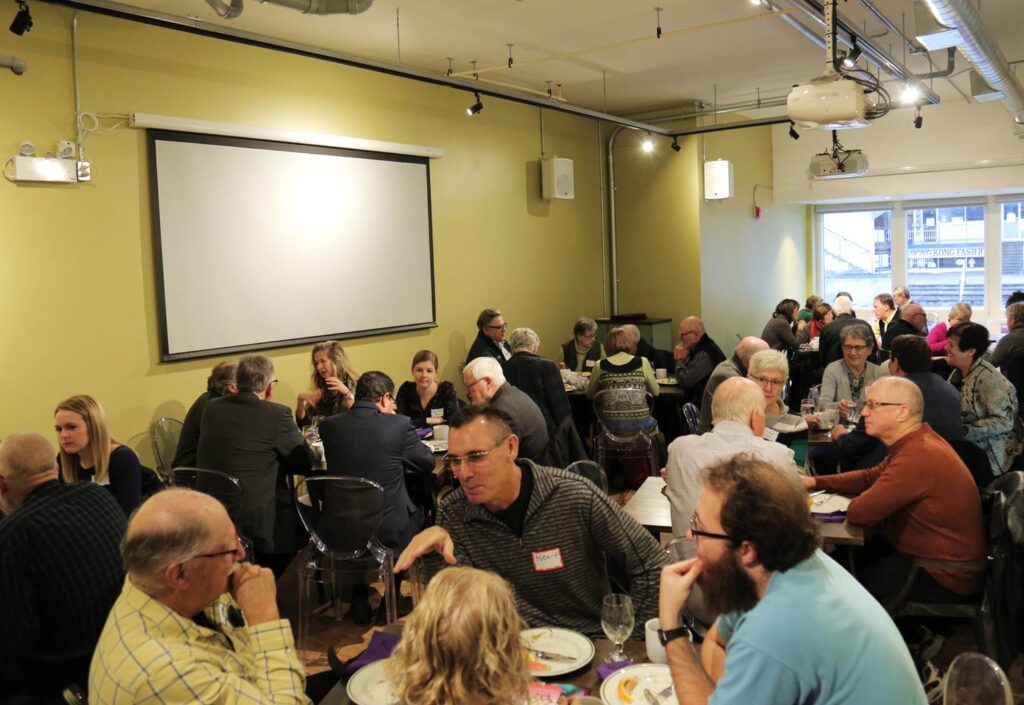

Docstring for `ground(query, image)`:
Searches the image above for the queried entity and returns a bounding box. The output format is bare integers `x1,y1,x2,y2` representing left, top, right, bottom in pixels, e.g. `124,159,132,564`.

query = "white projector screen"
148,130,436,361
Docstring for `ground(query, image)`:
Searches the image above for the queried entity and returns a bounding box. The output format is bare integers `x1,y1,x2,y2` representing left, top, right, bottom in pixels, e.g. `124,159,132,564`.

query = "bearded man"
656,455,927,705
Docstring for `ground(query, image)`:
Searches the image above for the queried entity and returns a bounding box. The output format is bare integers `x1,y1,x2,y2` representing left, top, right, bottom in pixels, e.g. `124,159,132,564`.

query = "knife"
526,647,576,662
643,688,661,705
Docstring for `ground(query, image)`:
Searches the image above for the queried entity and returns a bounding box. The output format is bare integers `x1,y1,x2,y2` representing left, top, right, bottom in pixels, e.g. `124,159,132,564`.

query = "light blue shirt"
711,550,927,705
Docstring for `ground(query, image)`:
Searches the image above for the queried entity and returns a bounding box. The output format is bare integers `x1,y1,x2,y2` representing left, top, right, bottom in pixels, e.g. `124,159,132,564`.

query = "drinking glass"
601,593,634,662
800,398,816,417
846,403,862,425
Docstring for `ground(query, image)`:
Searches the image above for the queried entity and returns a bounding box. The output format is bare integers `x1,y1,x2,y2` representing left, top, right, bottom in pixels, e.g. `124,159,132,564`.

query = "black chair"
592,388,660,490
565,459,609,493
948,438,995,489
169,467,254,560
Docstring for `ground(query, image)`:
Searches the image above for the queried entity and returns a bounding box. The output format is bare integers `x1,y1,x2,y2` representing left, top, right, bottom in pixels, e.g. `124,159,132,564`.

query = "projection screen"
148,130,436,361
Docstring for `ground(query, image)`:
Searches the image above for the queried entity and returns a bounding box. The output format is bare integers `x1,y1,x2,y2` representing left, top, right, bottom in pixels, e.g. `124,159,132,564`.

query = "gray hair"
464,357,506,386
1007,302,1024,324
121,515,214,595
236,354,275,393
840,324,872,345
711,378,766,424
207,360,238,396
508,327,540,353
892,285,910,300
747,350,789,381
832,295,853,316
573,317,597,338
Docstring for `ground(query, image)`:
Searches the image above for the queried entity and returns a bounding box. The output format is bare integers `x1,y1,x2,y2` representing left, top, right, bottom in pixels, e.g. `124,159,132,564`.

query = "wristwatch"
658,625,692,646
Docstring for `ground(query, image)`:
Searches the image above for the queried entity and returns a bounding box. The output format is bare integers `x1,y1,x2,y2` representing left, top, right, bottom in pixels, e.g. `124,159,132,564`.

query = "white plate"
600,663,674,705
346,659,398,705
521,627,595,677
421,439,447,453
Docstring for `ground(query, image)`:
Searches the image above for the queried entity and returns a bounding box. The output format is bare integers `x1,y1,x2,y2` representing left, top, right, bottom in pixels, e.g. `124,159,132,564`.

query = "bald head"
874,377,923,419
901,303,927,332
0,433,58,486
711,377,767,427
735,336,769,367
679,317,706,336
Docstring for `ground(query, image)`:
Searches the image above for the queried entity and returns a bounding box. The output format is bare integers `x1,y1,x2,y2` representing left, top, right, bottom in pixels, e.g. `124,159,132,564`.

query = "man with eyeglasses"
673,317,726,406
395,405,665,638
318,371,435,624
880,302,927,353
804,377,985,608
463,356,550,464
0,433,126,702
659,455,926,705
90,489,314,705
465,307,512,368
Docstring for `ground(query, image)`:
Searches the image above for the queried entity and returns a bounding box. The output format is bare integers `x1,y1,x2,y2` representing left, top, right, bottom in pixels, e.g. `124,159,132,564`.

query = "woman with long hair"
295,340,357,425
395,350,460,427
760,298,807,352
388,567,530,705
54,394,142,515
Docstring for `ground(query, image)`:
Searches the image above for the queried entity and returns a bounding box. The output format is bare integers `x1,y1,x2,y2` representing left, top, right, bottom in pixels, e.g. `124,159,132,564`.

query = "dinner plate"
421,439,447,453
521,627,595,677
657,378,678,386
600,663,674,705
346,660,398,705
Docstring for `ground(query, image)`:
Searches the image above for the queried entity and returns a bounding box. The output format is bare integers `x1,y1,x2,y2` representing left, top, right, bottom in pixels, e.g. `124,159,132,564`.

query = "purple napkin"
596,658,632,680
813,511,847,523
416,427,433,439
343,631,400,675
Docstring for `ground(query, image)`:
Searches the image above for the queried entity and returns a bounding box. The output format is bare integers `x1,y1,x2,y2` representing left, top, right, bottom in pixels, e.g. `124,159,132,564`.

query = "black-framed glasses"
443,435,509,471
193,535,243,560
842,344,868,352
465,377,486,390
485,323,507,331
863,399,905,410
689,514,731,542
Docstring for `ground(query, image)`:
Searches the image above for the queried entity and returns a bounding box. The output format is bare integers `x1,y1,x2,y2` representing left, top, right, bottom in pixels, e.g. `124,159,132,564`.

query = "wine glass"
846,402,862,426
601,593,634,662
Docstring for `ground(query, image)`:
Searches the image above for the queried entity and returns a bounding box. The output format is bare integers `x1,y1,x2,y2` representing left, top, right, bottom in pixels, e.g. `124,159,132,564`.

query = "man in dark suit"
504,327,572,433
197,354,313,577
819,295,875,366
173,358,238,468
881,302,927,353
463,356,550,463
319,371,435,623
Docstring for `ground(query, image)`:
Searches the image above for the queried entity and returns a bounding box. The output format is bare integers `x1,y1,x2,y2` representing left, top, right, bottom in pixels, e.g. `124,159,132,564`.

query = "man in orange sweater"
804,377,985,605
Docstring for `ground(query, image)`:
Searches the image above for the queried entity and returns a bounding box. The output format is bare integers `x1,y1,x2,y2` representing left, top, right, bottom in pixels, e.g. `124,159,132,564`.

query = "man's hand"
659,557,704,630
801,475,817,490
323,376,350,396
803,413,821,427
674,343,690,362
394,526,456,572
230,563,280,626
830,424,848,442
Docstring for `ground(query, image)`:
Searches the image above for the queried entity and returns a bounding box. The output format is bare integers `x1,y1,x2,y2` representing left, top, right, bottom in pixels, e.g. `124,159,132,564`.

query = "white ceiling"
107,0,1024,117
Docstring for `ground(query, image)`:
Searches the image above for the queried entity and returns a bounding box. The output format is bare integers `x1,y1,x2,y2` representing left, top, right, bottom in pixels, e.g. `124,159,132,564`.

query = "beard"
698,550,760,618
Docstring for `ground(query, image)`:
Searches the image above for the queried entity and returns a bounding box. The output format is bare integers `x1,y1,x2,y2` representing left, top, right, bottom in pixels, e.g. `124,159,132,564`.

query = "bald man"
89,489,311,705
881,302,927,352
0,432,125,701
673,316,726,407
805,377,985,607
699,336,769,432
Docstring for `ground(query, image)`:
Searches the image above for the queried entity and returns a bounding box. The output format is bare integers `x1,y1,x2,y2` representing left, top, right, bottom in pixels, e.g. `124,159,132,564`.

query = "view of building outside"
821,209,891,304
905,204,985,308
1001,200,1024,306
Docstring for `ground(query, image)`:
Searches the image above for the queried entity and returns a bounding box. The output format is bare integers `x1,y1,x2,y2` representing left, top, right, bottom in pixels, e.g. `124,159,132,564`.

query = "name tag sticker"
532,547,564,572
585,360,595,368
762,428,780,442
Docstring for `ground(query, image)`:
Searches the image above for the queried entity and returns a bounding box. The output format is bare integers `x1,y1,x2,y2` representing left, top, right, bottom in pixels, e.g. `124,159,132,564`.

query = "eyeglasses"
443,435,509,471
863,399,905,410
465,377,487,390
193,535,243,560
842,344,868,352
689,514,731,542
750,375,785,388
485,323,507,331
379,393,397,407
679,330,698,339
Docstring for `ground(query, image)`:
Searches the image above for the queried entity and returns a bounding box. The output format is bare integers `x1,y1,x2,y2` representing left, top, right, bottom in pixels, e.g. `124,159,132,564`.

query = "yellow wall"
0,5,606,460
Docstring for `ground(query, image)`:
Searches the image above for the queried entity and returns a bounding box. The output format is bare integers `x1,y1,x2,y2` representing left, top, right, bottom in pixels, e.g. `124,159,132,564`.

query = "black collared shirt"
493,461,534,537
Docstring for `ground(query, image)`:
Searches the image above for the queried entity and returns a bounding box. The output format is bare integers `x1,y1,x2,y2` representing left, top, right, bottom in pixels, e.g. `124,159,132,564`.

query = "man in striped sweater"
396,405,666,637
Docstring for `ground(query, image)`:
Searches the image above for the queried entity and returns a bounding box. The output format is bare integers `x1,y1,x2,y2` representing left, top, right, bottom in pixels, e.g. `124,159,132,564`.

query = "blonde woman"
388,567,530,705
295,340,357,424
55,395,142,515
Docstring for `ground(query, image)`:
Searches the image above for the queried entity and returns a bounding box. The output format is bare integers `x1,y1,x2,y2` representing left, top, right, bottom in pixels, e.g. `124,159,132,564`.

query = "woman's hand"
298,389,322,406
796,319,807,331
323,376,350,396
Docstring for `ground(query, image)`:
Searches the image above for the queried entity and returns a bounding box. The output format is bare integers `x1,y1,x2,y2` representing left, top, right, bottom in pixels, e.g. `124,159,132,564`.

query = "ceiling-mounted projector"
809,150,868,179
787,75,871,130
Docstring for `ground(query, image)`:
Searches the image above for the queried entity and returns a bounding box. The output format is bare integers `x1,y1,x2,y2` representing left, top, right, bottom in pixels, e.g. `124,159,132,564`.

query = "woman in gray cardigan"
819,324,888,419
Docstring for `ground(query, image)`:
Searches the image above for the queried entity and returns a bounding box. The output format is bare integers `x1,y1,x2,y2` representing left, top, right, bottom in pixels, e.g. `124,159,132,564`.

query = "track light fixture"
788,120,800,140
841,37,861,69
466,92,483,116
913,107,923,129
641,137,654,153
10,1,32,35
670,137,681,153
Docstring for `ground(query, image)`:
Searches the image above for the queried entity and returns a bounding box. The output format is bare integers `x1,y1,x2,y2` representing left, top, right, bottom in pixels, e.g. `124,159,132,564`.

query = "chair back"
169,467,250,556
977,471,1024,668
150,417,183,481
295,475,389,561
593,387,654,441
681,403,700,435
949,438,995,489
565,460,608,493
943,652,1013,705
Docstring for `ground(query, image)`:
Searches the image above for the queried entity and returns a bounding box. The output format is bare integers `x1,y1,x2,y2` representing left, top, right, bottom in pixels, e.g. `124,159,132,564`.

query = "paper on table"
769,414,808,434
811,493,852,514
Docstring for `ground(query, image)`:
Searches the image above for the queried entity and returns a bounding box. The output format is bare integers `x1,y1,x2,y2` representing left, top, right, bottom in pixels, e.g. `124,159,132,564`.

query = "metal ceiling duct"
204,0,373,20
919,0,1024,124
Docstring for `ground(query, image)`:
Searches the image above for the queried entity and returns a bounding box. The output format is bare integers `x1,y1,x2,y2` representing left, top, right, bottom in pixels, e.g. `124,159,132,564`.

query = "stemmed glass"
601,593,635,662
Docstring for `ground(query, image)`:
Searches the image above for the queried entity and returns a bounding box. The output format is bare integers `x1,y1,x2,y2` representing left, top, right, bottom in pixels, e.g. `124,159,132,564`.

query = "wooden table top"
624,476,864,547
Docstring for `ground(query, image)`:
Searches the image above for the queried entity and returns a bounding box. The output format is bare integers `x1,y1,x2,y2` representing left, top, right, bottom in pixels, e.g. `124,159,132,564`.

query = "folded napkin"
343,631,400,675
813,511,848,523
596,659,632,680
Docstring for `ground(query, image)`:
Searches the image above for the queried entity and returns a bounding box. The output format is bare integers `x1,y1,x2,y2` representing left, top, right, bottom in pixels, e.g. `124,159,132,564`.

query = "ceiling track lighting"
788,120,800,140
670,137,681,152
10,1,32,36
841,37,861,69
641,136,654,153
913,107,923,129
466,91,483,116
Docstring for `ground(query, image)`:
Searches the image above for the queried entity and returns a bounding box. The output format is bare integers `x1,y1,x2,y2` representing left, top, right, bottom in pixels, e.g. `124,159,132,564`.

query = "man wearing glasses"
90,489,312,705
395,405,665,638
465,308,512,368
659,455,926,705
880,302,928,353
463,356,550,464
673,317,726,406
318,371,435,624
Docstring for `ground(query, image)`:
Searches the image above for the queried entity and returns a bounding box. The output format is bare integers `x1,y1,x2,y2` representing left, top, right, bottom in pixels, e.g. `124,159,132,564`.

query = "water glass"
846,403,862,425
601,593,635,662
800,398,816,417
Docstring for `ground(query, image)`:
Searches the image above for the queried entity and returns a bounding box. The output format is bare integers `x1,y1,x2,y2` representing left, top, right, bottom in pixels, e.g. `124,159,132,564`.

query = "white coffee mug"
645,617,668,664
433,424,450,441
655,367,668,380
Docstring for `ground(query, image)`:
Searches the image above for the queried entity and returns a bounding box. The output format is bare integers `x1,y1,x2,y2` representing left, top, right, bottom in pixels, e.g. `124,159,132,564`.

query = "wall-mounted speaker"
542,157,574,200
704,159,734,200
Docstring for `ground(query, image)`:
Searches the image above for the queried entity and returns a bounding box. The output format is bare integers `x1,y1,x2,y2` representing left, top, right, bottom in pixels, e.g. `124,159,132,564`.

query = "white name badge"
585,359,596,368
532,547,564,572
762,428,780,442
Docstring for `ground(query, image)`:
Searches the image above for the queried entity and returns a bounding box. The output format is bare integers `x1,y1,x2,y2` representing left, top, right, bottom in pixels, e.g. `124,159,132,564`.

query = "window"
1001,200,1024,304
821,209,892,304
905,203,985,308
